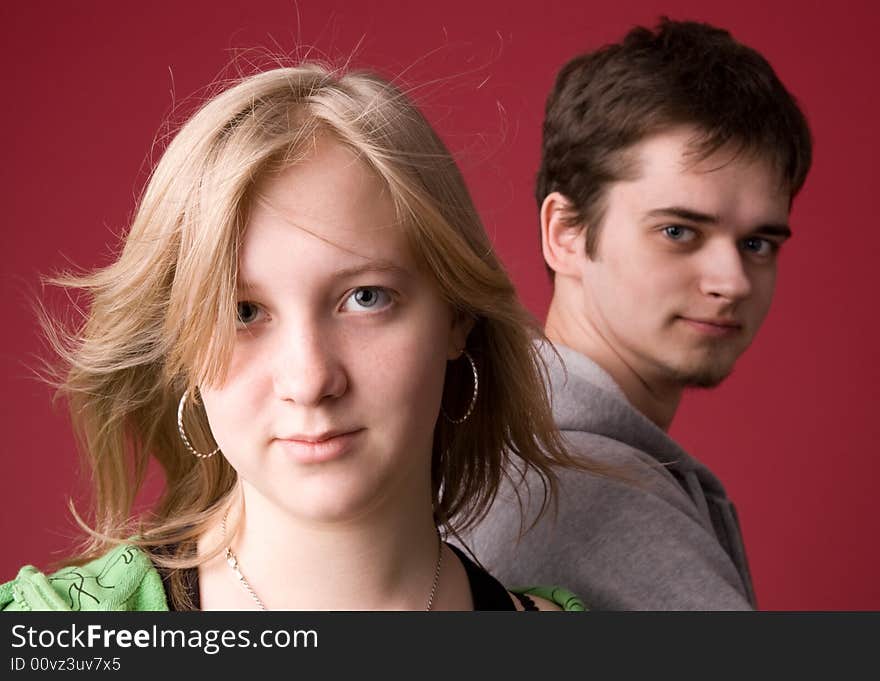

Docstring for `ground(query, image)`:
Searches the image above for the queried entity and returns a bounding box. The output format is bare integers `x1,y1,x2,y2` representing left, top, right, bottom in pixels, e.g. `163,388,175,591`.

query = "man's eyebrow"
647,206,792,239
753,224,792,240
647,207,720,223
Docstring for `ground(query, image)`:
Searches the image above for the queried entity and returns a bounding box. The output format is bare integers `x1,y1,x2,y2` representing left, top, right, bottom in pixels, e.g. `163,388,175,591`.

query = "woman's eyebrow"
332,261,413,279
235,276,263,293
236,260,412,292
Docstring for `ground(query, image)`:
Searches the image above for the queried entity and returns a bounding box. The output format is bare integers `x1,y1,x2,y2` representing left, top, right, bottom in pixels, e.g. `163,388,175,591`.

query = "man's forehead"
611,131,791,225
629,128,772,175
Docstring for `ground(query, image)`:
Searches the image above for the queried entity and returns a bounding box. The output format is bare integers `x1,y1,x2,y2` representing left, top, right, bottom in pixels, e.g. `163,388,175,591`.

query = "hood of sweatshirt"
539,341,755,605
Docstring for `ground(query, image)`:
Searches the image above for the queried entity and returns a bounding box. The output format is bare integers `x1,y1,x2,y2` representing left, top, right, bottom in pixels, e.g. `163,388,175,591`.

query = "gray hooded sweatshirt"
463,342,755,610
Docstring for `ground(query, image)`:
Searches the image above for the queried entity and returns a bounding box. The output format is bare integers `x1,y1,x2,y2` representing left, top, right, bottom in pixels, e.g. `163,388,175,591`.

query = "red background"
2,0,877,610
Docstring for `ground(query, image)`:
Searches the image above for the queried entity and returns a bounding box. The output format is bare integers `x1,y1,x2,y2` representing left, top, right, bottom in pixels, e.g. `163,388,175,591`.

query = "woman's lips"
274,429,364,464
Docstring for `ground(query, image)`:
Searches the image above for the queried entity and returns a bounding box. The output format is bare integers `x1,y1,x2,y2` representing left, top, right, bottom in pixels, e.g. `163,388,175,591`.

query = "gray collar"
539,340,728,495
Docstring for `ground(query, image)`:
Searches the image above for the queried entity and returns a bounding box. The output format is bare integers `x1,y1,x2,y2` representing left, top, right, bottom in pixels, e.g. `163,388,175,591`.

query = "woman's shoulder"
1,544,169,612
509,585,587,612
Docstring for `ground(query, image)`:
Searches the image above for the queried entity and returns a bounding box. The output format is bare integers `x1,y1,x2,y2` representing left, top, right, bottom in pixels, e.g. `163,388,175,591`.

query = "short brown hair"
536,17,813,260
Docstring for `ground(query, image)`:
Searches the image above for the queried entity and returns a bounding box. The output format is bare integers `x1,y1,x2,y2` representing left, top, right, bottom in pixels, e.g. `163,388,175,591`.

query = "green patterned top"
1,544,586,611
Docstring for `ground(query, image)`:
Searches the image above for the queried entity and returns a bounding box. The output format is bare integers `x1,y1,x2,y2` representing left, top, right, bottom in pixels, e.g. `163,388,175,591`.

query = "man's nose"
698,241,753,302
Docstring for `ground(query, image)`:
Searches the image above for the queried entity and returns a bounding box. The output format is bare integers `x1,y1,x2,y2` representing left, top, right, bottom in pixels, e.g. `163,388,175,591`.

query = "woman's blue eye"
342,287,391,312
236,301,261,325
663,225,695,241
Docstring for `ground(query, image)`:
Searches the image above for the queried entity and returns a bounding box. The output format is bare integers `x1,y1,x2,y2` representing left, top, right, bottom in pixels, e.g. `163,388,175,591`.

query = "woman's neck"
197,485,471,611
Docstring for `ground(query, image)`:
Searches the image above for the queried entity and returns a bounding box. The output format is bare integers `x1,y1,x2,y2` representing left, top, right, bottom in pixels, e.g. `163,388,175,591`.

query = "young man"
466,19,812,609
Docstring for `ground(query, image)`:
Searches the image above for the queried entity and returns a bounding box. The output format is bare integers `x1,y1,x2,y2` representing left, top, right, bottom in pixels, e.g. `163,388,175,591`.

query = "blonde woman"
1,64,589,611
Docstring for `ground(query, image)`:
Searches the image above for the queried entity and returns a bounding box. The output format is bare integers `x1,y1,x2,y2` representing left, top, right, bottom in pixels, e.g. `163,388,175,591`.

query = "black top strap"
511,591,539,611
446,544,518,611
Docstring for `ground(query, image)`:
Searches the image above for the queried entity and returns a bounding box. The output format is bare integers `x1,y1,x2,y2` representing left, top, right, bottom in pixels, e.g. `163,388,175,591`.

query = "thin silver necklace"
221,509,443,611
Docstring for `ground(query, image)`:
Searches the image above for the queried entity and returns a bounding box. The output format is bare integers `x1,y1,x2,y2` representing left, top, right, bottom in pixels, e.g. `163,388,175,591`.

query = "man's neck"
545,295,682,431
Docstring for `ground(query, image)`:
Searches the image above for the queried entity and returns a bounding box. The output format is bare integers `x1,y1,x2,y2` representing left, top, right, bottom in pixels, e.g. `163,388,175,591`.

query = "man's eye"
341,287,392,312
742,237,776,256
236,301,262,325
663,225,696,242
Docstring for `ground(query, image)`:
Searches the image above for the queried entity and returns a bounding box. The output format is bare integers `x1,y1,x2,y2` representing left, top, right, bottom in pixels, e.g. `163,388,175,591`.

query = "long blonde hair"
45,63,598,605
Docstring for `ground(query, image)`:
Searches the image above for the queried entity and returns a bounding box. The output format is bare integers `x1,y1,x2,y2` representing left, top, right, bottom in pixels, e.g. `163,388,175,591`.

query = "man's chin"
664,359,736,389
681,370,732,389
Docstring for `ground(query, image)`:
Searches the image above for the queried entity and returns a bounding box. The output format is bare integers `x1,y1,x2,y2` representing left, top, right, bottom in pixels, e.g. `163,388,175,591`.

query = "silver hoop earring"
442,350,478,425
177,388,220,459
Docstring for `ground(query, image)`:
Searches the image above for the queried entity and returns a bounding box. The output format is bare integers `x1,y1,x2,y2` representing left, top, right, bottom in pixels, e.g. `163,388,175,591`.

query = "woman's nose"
271,326,348,405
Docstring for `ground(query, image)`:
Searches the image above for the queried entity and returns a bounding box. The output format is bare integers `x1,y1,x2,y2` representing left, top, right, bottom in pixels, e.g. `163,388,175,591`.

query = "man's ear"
447,310,476,360
541,192,586,278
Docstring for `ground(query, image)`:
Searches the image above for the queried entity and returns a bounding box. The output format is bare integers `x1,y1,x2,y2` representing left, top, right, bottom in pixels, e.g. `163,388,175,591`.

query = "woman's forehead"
237,147,420,287
255,135,385,213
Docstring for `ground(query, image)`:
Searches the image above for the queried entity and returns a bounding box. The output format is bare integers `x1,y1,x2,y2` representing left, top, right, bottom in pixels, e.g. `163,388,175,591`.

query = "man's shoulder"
554,429,692,504
538,341,627,402
485,427,709,542
471,436,753,609
1,544,168,611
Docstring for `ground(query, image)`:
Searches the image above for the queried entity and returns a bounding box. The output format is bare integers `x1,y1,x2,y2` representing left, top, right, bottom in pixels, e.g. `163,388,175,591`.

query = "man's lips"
677,316,743,336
